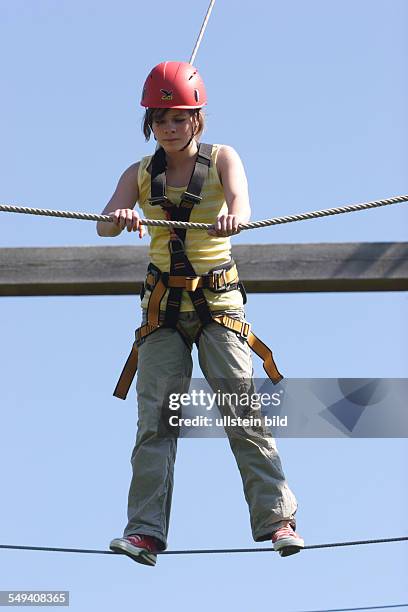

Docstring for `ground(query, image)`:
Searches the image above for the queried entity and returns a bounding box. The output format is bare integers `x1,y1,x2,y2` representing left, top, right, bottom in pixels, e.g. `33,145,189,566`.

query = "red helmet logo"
160,89,173,101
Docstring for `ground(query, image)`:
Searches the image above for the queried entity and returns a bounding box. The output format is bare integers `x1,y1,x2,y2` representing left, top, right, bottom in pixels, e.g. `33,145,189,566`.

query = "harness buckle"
148,195,172,207
185,276,200,292
240,322,251,339
180,191,202,207
211,269,228,292
168,238,185,254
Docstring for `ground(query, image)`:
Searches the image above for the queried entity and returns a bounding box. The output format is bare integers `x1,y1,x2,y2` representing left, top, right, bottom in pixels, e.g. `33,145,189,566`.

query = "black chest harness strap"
113,143,283,400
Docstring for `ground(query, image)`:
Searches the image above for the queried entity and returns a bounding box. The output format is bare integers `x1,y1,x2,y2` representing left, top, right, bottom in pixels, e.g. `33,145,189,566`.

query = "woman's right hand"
109,208,146,238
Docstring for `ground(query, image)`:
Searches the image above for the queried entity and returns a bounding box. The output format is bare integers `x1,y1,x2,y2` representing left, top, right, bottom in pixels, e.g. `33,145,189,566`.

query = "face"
151,109,197,151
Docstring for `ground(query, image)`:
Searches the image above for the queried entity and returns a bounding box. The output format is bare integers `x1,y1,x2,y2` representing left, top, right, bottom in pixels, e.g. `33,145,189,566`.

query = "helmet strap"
178,130,195,152
178,112,199,151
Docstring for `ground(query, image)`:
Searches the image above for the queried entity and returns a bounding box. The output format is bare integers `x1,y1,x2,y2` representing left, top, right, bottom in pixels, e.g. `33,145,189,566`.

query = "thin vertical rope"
189,0,216,64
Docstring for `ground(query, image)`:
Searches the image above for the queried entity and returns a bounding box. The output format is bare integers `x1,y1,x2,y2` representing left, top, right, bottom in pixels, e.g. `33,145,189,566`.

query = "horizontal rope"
0,194,407,232
0,536,407,556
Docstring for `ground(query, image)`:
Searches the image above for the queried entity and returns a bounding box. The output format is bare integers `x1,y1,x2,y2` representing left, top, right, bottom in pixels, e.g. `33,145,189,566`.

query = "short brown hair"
142,108,205,142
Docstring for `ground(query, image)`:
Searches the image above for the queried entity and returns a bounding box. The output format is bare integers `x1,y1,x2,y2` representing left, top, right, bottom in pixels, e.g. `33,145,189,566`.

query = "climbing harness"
113,143,282,400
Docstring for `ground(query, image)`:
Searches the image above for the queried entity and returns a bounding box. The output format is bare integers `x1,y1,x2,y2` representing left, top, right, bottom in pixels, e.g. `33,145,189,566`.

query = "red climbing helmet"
141,61,207,109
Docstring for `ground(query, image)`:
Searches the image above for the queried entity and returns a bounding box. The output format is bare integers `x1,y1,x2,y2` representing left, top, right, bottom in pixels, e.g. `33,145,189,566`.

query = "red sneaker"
272,524,304,557
109,534,159,566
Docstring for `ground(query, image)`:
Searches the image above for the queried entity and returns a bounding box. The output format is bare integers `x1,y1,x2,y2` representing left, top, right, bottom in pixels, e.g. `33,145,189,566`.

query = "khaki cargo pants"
123,307,298,550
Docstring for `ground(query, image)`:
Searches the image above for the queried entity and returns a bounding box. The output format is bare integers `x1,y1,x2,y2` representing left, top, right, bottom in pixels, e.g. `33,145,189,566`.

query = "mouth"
162,139,179,142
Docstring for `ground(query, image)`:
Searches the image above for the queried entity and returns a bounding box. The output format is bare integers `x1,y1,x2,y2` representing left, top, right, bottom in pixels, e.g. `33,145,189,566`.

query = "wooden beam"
0,243,407,297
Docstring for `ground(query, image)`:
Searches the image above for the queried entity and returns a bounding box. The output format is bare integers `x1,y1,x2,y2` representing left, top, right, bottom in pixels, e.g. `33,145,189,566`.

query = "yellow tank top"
138,143,244,311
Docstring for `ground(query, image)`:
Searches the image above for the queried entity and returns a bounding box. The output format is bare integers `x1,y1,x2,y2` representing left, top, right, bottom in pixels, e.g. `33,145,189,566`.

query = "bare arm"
96,162,145,238
209,145,251,236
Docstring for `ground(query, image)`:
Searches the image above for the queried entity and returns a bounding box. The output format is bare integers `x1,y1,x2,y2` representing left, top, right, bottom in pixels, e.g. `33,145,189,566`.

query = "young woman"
97,61,304,566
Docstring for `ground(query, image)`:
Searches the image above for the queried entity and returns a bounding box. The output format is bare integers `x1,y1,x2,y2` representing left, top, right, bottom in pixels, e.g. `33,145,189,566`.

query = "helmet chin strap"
179,112,199,151
178,127,196,152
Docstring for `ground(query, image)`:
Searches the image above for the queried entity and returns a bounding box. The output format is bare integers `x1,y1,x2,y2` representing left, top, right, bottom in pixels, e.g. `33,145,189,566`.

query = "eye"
175,118,185,123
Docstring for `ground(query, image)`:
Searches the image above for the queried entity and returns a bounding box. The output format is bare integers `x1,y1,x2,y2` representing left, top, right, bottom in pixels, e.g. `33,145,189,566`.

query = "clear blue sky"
1,1,407,610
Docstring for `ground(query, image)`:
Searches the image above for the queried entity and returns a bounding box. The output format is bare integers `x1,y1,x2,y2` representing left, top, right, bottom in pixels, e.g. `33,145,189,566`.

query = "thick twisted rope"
0,194,407,232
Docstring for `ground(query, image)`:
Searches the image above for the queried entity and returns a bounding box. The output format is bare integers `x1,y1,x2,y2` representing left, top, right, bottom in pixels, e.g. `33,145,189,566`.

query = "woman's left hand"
207,214,242,237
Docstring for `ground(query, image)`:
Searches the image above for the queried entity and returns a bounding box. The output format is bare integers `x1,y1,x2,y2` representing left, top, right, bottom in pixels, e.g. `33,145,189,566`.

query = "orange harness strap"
113,341,139,400
145,264,239,293
211,315,283,384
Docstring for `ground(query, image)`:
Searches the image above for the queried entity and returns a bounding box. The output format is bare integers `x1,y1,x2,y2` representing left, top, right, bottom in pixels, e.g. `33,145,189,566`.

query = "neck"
164,140,198,169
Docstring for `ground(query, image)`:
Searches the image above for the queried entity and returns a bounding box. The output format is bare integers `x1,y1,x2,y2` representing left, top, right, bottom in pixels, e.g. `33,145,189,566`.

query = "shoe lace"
128,534,157,551
273,525,295,539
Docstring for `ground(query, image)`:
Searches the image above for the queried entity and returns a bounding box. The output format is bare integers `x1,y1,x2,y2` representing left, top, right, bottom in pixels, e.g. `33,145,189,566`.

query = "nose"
164,121,177,133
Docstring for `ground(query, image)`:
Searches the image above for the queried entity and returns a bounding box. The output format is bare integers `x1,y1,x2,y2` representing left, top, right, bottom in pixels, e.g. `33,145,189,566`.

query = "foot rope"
0,536,407,556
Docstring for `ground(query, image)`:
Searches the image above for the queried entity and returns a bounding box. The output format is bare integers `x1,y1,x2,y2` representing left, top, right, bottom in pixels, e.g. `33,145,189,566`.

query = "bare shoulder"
216,144,245,171
101,161,141,216
116,161,141,203
119,161,140,184
216,144,242,166
116,161,141,201
215,145,247,187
